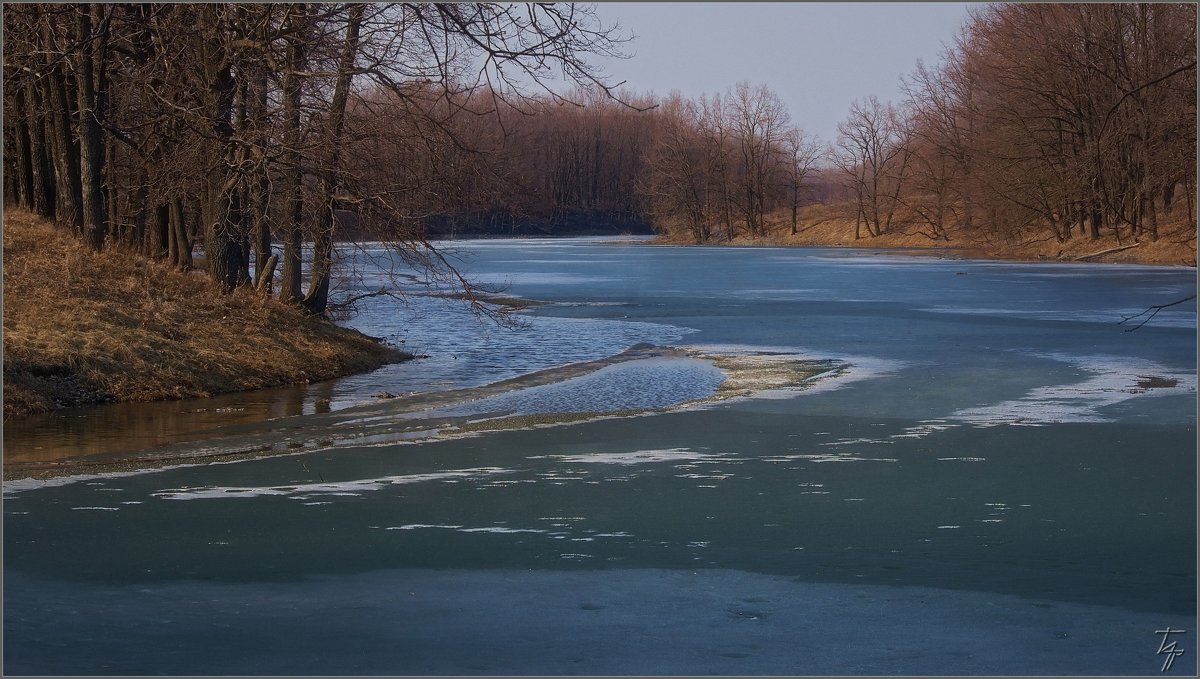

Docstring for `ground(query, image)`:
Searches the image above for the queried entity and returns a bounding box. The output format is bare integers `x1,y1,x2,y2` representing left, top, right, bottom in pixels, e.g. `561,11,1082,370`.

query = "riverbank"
654,202,1198,267
3,210,410,419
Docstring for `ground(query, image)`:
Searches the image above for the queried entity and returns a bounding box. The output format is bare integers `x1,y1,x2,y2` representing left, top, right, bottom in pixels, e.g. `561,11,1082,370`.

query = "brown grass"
3,209,410,418
657,200,1198,267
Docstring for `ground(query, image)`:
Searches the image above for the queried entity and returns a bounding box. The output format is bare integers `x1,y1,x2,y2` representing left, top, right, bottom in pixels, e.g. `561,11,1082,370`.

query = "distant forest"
3,3,1196,313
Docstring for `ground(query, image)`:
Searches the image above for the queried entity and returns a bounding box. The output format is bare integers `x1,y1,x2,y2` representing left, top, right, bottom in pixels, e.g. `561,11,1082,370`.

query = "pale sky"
590,2,975,144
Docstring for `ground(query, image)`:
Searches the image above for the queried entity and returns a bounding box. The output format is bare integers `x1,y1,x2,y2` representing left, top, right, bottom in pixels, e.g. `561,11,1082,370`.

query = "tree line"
638,3,1196,246
4,3,1196,311
2,2,631,314
350,2,1198,247
893,2,1197,246
344,84,659,239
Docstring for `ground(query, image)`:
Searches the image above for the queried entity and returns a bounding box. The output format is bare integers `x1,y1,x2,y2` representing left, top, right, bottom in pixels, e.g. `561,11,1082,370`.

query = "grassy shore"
656,201,1198,267
3,210,410,419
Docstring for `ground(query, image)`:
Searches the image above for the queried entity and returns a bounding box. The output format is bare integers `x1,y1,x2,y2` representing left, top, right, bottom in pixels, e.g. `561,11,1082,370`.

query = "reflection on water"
4,344,848,478
3,383,314,465
3,375,351,466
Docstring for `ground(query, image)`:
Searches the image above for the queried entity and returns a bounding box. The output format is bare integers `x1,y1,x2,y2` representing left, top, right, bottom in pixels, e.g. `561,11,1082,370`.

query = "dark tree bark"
303,5,364,316
24,81,56,218
278,5,309,305
75,3,108,250
40,13,84,233
150,203,170,259
249,65,272,291
199,6,247,292
12,86,35,209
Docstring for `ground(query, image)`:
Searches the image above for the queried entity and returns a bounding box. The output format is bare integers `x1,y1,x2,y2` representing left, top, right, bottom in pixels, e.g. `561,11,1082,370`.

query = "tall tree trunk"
200,7,246,292
233,76,254,286
171,198,193,270
1187,176,1195,226
40,19,84,233
12,86,35,209
1144,195,1158,242
75,4,108,250
25,81,55,218
4,129,18,206
250,65,273,291
150,203,170,259
303,5,364,316
166,203,178,262
96,2,116,237
278,6,308,305
1185,178,1195,226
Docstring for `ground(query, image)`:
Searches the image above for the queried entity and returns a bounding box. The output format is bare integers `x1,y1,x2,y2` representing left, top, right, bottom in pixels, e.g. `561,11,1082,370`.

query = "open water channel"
4,238,1197,675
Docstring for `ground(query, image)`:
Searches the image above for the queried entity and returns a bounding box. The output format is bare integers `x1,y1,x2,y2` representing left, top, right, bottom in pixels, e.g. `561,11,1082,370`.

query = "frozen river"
4,238,1196,675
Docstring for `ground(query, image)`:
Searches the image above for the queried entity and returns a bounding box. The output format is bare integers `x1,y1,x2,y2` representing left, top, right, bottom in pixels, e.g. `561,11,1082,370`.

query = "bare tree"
72,3,109,250
302,4,365,315
640,93,714,242
779,127,821,236
834,96,911,239
904,3,1197,246
698,92,737,241
730,82,788,237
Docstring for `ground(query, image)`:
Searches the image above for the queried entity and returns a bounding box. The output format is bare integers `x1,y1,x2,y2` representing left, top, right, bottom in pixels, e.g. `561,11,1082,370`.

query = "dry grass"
658,200,1197,267
3,210,410,418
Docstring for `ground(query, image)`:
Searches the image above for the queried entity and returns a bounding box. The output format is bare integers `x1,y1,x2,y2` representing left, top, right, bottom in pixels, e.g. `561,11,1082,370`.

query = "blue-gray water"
4,239,1196,675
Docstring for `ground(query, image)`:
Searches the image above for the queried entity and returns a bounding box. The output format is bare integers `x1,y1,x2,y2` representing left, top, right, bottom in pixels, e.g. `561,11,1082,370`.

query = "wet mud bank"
3,344,847,483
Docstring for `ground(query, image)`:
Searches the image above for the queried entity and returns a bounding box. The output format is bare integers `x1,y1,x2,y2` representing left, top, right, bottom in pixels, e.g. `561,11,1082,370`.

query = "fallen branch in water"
1118,294,1196,331
1074,242,1140,261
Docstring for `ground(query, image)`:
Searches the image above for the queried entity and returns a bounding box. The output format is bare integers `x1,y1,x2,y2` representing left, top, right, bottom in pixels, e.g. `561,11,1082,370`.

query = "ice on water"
951,353,1196,427
447,357,725,416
